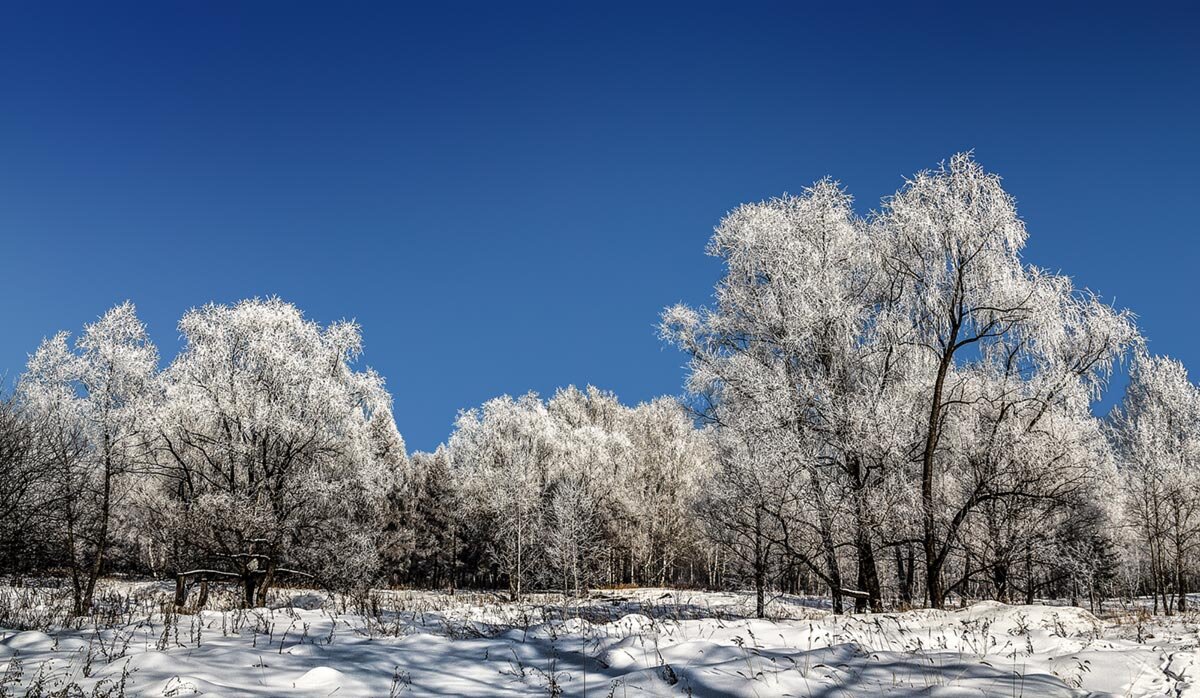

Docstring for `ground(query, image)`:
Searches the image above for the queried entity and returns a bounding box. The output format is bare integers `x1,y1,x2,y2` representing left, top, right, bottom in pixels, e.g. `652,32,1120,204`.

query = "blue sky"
1,3,1196,451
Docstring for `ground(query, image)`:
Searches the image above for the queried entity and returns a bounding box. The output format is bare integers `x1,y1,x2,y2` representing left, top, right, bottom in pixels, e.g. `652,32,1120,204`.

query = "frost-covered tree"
18,302,158,614
623,397,713,586
877,154,1136,607
448,387,712,597
546,387,635,585
544,472,603,597
665,153,1136,610
451,393,557,600
662,178,916,612
544,386,712,589
147,298,400,605
1110,350,1200,614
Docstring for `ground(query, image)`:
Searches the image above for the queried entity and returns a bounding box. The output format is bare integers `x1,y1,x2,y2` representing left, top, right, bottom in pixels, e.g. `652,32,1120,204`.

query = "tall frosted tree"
665,153,1136,609
18,302,158,614
878,154,1136,607
662,179,914,612
1110,350,1200,614
546,386,635,586
148,298,400,605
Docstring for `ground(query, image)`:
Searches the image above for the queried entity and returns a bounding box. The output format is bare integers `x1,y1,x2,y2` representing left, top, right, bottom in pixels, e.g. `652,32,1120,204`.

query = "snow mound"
1,630,54,650
954,601,1103,637
293,666,345,688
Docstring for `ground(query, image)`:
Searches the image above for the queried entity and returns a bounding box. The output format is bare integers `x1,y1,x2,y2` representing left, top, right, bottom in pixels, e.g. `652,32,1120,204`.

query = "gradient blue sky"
1,3,1196,451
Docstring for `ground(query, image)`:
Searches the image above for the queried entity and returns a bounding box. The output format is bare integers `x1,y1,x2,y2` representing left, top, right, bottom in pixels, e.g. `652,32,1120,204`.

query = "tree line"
0,153,1196,618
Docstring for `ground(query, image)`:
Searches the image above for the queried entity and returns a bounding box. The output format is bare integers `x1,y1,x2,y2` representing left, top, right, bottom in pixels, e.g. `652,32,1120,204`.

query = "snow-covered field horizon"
1,582,1197,697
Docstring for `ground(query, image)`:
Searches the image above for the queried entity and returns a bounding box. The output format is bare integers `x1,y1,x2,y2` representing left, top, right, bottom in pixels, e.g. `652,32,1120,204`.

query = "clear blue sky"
1,3,1196,451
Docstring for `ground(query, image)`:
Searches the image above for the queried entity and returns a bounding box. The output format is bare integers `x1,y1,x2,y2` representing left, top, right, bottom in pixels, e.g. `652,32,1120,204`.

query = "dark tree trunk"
921,328,959,610
926,559,945,609
243,573,258,607
81,452,115,616
895,546,913,607
854,533,882,613
257,560,276,604
1024,542,1035,605
811,472,844,614
1175,527,1188,613
993,560,1009,602
849,457,882,613
754,507,766,619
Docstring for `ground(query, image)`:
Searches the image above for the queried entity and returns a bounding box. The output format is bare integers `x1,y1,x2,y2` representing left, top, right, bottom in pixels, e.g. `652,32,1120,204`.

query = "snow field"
1,586,1198,696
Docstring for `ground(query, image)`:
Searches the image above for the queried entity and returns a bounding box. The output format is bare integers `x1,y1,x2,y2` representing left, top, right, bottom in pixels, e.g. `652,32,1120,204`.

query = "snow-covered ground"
1,583,1197,696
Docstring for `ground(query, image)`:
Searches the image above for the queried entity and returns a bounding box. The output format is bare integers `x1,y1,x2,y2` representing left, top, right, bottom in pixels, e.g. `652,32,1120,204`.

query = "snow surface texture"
1,585,1197,697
